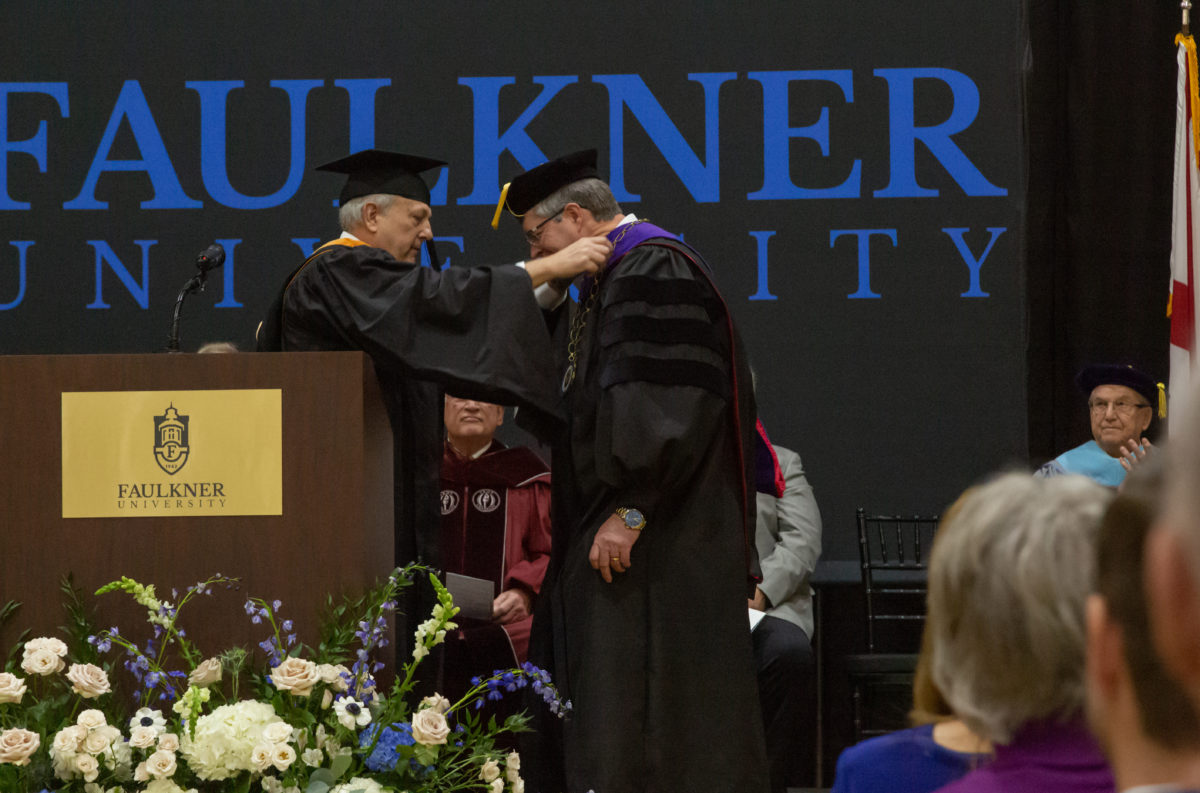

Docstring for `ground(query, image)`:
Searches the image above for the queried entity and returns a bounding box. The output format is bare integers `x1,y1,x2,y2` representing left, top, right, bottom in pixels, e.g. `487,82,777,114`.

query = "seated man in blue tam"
1036,364,1164,487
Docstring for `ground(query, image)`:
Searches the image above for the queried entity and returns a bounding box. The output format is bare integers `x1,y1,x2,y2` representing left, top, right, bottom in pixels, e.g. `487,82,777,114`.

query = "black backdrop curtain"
1026,1,1176,462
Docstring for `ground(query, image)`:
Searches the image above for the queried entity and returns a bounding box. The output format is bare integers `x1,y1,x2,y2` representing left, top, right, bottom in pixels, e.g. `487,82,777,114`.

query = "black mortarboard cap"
316,149,446,206
491,149,600,228
1076,363,1166,418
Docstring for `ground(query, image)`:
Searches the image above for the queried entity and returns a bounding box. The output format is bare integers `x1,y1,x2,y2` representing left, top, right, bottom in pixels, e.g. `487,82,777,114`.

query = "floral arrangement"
0,568,567,792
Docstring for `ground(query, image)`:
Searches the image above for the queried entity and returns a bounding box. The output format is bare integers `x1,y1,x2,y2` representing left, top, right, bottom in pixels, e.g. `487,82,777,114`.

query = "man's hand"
492,588,532,624
589,513,641,584
524,235,612,287
748,587,769,612
1118,436,1156,473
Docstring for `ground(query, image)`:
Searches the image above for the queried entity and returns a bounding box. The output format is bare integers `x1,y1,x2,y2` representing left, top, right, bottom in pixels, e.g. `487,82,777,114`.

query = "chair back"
855,508,939,653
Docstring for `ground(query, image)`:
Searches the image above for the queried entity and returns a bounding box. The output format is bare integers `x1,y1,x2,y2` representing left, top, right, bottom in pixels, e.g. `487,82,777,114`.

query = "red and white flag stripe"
1170,36,1200,423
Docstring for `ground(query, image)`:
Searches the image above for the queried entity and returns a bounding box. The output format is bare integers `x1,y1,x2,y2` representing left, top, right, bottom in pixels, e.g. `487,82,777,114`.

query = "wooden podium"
0,352,395,662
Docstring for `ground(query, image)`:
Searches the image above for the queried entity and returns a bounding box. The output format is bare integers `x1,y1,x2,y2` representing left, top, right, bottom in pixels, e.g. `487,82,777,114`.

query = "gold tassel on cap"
490,182,512,229
1159,382,1168,419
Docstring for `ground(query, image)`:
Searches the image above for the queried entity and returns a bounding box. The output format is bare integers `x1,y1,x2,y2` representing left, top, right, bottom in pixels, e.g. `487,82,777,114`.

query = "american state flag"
1171,33,1200,422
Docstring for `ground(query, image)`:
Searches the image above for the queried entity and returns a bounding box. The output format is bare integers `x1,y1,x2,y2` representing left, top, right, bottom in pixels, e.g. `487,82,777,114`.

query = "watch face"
624,508,645,527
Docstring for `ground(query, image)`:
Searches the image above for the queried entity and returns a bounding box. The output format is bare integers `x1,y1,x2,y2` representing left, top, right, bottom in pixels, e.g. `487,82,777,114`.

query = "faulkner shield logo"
153,404,190,475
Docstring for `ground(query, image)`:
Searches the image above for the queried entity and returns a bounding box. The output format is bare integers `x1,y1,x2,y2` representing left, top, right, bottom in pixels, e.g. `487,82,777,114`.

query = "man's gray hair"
529,177,622,222
927,472,1111,744
338,193,396,233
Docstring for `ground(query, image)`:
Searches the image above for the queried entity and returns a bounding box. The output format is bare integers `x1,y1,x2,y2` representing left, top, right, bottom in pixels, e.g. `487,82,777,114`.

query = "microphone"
166,243,226,353
195,243,225,272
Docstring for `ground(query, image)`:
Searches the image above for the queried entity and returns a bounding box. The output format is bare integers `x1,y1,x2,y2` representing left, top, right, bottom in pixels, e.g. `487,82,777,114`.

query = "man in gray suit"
750,443,823,792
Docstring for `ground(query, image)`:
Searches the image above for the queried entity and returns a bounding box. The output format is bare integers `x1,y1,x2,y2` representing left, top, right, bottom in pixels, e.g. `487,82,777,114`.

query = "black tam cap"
316,149,446,206
1076,363,1166,418
491,149,600,228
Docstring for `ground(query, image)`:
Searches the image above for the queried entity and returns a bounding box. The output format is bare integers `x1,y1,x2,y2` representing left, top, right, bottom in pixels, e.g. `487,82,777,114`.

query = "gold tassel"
1179,34,1200,169
491,182,511,229
1159,382,1168,419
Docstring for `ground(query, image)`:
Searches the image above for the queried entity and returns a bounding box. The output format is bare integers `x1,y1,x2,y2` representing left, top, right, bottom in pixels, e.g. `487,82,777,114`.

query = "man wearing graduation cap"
256,150,611,607
495,150,770,793
1035,363,1165,487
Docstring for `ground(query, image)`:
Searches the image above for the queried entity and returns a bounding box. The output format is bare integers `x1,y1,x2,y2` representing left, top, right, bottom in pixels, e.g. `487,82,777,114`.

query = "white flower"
66,663,111,698
52,726,83,755
157,732,180,753
0,728,40,766
331,778,385,793
270,657,320,697
0,673,27,704
507,751,521,773
480,758,501,782
333,697,371,730
271,743,296,771
134,761,150,782
24,636,68,658
261,721,293,745
249,743,273,772
411,708,449,745
180,700,291,780
74,752,100,782
82,727,113,754
412,644,429,662
316,663,351,692
420,693,451,714
262,777,285,793
488,779,504,793
130,707,168,735
188,657,223,687
146,748,177,778
129,726,157,749
512,779,526,793
301,747,323,767
145,779,192,793
21,647,65,676
77,709,108,730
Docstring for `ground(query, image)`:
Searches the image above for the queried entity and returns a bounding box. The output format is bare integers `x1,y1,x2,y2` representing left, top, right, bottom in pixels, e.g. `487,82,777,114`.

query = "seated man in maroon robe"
439,393,552,680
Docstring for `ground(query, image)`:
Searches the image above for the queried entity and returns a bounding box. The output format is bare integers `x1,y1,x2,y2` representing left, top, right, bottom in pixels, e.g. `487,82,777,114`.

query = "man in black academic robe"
496,150,770,793
256,150,611,636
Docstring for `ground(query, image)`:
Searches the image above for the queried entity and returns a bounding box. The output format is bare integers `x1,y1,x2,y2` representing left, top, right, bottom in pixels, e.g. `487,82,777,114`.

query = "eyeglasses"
1088,400,1150,416
524,207,564,245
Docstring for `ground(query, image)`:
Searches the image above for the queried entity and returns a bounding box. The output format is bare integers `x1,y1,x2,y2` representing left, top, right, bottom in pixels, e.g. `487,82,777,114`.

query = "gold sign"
62,389,282,518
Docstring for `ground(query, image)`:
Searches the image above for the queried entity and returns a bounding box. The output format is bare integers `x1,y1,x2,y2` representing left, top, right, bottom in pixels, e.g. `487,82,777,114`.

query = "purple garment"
932,718,1114,793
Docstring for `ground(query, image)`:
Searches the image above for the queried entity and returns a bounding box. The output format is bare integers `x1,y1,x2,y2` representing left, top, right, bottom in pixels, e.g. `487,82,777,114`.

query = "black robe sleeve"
280,244,565,436
590,243,734,521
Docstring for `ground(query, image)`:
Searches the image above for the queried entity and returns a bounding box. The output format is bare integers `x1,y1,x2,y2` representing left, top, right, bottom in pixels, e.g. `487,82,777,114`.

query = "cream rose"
262,721,293,745
52,726,83,754
480,758,501,782
250,743,274,772
21,647,64,676
316,663,351,692
146,748,177,778
134,761,150,782
0,672,27,704
74,751,100,781
24,636,68,658
77,709,107,730
420,693,451,714
270,658,319,697
157,733,180,753
0,728,40,766
187,657,222,687
129,726,158,749
488,779,504,793
411,708,449,745
66,663,111,699
272,743,296,771
82,727,112,755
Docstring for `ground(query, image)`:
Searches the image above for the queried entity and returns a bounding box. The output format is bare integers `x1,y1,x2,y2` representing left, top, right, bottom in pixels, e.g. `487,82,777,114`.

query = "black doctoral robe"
257,239,563,641
526,226,769,793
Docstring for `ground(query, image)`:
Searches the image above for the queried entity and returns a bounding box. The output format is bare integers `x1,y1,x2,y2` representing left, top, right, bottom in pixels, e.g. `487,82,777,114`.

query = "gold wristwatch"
615,507,646,531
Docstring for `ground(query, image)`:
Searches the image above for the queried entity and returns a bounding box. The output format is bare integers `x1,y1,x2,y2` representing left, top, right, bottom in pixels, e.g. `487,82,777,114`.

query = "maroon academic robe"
439,440,552,665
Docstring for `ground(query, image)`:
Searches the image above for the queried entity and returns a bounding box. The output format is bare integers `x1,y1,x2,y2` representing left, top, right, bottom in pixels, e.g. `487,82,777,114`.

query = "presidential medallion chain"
561,220,647,393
